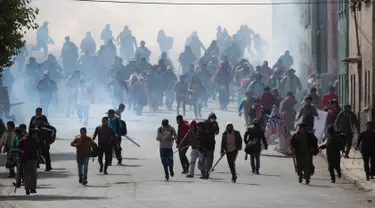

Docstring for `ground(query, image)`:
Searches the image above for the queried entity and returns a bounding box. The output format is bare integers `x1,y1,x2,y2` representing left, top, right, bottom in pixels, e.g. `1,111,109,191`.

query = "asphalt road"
0,101,374,208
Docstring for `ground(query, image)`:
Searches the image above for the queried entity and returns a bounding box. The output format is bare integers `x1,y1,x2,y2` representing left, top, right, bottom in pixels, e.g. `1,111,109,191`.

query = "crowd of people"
0,21,374,196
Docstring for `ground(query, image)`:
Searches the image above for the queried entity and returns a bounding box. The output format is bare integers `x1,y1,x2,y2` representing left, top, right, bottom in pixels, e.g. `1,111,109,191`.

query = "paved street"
0,101,374,208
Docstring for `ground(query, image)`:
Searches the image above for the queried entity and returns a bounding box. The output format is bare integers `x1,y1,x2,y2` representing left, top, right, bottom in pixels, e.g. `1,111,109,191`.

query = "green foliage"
0,0,39,75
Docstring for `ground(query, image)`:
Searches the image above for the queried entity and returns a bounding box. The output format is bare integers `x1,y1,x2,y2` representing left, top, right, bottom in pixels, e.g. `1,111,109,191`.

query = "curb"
319,152,375,194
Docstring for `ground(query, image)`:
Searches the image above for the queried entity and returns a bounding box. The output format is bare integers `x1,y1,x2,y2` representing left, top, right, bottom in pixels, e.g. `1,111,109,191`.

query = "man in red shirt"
322,86,338,109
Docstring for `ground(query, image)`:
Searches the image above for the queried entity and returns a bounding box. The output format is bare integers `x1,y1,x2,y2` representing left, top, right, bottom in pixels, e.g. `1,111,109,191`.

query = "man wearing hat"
107,109,122,165
296,96,318,132
36,71,57,117
280,68,302,97
239,90,255,127
32,21,53,58
291,123,319,184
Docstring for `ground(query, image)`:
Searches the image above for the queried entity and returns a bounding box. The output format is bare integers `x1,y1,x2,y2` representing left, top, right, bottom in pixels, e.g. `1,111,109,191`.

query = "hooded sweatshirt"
177,120,190,146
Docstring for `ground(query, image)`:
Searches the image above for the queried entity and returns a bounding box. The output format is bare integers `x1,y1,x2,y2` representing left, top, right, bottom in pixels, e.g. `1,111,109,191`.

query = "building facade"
337,0,349,105
347,0,374,130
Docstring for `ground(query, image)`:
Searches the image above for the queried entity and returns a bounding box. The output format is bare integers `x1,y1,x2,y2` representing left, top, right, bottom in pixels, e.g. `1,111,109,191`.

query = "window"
364,70,368,107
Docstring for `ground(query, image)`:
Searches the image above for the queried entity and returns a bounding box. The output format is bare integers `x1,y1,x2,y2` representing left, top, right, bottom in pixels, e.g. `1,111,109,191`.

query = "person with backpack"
107,109,123,165
93,117,116,175
71,127,95,185
156,119,177,181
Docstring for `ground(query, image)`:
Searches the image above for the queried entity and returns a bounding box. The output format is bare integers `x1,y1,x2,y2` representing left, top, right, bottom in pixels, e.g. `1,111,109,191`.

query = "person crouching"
220,123,242,183
71,127,94,185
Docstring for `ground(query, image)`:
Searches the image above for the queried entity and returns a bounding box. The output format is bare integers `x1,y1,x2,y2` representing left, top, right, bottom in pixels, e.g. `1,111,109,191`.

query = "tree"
0,0,39,75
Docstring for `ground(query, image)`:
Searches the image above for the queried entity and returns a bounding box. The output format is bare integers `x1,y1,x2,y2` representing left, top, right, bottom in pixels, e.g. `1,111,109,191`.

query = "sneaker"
99,165,103,173
181,171,188,174
298,176,303,183
251,169,255,174
30,190,37,194
186,174,194,178
232,176,237,183
117,160,122,165
104,170,108,175
82,180,88,185
8,174,15,178
79,178,83,184
331,179,335,183
45,167,53,171
26,190,30,195
337,172,342,178
200,176,206,179
306,179,310,185
165,175,169,181
170,170,174,177
255,170,260,175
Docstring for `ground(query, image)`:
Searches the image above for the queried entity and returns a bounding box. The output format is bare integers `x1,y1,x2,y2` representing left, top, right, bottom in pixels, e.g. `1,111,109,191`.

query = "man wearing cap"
280,68,302,97
335,104,360,158
239,90,255,127
36,71,57,117
32,21,53,58
61,36,78,77
291,123,318,184
296,96,318,132
75,78,93,127
107,109,122,165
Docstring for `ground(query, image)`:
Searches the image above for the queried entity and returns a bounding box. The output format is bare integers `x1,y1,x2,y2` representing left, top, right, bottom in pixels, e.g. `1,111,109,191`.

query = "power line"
73,0,350,6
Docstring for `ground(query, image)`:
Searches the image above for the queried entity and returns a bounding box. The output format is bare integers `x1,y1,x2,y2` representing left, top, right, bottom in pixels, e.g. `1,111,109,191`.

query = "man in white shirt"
76,78,92,127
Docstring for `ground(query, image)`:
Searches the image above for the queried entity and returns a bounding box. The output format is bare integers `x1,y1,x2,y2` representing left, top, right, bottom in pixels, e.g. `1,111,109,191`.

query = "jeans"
199,150,214,177
179,146,189,172
218,85,229,108
189,149,200,175
250,152,261,171
344,133,353,157
77,105,89,126
176,95,186,116
362,151,375,179
191,97,203,118
40,144,51,170
226,151,238,179
160,148,174,178
98,145,112,171
77,156,89,180
165,89,174,108
113,136,122,163
136,104,144,115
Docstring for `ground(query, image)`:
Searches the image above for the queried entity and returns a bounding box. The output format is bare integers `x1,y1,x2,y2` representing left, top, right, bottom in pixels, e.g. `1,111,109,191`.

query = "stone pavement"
0,101,374,208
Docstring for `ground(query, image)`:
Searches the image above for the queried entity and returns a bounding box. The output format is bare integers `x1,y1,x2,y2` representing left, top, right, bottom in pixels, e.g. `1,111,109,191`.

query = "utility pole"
315,0,322,96
343,0,362,128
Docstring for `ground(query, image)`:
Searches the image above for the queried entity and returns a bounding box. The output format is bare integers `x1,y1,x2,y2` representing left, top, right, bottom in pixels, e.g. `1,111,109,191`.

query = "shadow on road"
122,157,145,161
97,173,131,176
38,170,73,179
0,195,107,201
258,173,282,177
211,179,260,186
119,164,142,167
115,181,139,185
51,152,76,162
261,153,293,158
307,184,333,188
85,184,111,188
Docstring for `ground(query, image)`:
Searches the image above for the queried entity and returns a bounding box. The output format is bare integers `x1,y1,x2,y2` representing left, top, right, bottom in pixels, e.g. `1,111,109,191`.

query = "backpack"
90,141,98,157
119,120,127,136
39,124,57,145
158,127,173,140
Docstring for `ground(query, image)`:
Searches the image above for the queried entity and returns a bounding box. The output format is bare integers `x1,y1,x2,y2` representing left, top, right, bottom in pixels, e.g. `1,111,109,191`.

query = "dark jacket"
220,130,242,153
184,129,199,149
29,115,49,131
335,110,359,134
320,133,344,161
18,135,39,163
357,130,375,153
244,126,267,153
198,130,215,151
93,125,115,147
291,132,318,156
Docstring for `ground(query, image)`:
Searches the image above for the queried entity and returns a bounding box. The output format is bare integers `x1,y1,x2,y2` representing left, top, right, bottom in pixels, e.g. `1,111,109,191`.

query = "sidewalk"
320,148,375,194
